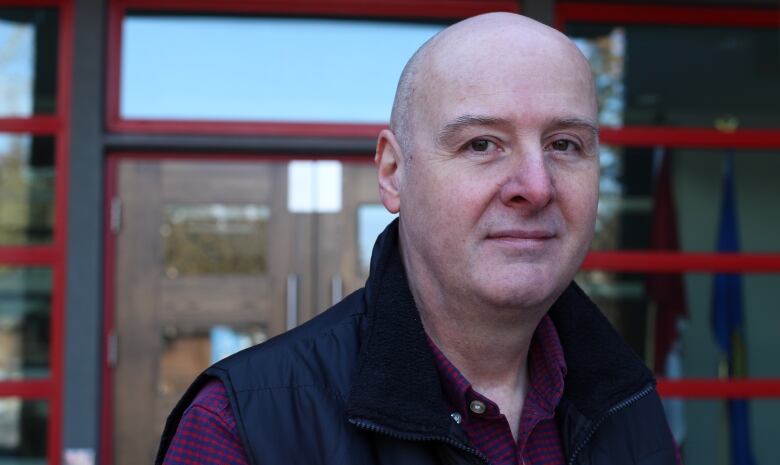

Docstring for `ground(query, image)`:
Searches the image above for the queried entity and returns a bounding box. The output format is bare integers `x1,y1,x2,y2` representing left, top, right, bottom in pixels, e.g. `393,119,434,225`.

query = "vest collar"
346,220,654,437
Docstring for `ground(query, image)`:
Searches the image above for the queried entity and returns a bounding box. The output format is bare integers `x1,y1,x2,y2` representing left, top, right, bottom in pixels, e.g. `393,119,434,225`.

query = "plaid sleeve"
162,379,250,465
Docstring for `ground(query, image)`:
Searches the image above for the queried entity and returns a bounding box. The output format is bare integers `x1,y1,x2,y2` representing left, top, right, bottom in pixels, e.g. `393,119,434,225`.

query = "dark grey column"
64,0,105,461
522,0,555,27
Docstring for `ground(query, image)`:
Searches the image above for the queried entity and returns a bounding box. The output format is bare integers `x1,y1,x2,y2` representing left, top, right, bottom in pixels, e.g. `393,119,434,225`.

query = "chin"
477,265,571,311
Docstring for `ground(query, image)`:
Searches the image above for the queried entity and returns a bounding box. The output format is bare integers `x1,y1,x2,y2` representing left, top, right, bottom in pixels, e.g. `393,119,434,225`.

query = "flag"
647,148,688,373
645,147,687,444
711,152,755,465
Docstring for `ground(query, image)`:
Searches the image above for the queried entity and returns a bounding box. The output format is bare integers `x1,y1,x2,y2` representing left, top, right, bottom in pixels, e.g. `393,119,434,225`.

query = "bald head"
389,13,595,158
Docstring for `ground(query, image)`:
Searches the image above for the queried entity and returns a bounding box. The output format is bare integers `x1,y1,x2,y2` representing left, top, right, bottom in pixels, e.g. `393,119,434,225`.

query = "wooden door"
110,157,392,465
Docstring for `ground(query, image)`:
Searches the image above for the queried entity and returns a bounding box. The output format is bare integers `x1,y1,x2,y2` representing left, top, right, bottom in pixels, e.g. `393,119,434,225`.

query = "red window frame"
557,2,780,399
105,0,520,137
0,0,73,464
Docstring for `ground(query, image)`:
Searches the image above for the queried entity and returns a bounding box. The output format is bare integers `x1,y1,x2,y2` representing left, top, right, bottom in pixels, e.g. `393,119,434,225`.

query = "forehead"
417,34,596,129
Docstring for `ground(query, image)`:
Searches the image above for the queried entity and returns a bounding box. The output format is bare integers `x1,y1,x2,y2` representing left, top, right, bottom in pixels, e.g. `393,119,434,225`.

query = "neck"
419,296,541,391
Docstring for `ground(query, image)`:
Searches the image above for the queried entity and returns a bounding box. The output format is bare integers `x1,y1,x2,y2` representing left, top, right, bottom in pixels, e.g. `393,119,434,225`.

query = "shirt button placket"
469,400,486,415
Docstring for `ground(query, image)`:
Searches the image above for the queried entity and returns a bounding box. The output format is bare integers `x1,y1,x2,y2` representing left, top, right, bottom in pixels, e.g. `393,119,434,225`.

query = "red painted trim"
583,252,780,273
109,151,374,163
100,155,119,465
658,379,780,399
0,247,57,265
114,0,519,18
112,120,386,138
49,1,74,464
556,3,780,30
0,380,51,397
0,117,61,134
600,127,780,150
0,0,66,5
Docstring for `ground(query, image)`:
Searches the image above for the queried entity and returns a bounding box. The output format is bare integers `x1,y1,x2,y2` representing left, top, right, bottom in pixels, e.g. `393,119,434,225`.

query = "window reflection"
0,267,50,380
575,269,780,465
0,398,47,463
162,204,270,277
674,399,779,465
594,146,780,252
569,23,780,128
0,8,58,117
575,271,779,376
158,325,266,395
0,134,56,246
121,14,444,122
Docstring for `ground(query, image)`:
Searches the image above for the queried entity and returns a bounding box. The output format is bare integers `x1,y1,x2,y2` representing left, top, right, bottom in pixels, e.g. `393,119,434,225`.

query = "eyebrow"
437,115,513,147
436,114,601,148
548,117,600,140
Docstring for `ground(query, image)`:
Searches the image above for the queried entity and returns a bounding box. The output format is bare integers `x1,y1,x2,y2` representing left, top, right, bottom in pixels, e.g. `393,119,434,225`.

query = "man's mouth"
485,229,557,251
487,229,556,240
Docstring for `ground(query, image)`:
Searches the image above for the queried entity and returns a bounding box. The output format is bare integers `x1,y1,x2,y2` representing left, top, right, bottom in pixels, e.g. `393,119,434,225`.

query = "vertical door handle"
331,274,343,306
286,274,299,330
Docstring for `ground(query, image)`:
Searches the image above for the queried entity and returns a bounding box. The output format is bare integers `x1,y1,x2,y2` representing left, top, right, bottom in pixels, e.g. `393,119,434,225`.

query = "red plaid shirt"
163,315,566,465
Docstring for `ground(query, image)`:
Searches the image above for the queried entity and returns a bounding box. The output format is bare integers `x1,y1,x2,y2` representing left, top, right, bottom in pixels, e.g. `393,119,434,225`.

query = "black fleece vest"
157,221,678,465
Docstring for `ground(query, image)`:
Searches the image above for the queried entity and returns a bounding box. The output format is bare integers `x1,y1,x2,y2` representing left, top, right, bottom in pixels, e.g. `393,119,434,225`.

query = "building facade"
0,0,778,464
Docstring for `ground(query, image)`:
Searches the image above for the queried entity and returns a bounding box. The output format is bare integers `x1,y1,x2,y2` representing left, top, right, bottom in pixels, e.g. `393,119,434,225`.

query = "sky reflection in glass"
121,16,444,122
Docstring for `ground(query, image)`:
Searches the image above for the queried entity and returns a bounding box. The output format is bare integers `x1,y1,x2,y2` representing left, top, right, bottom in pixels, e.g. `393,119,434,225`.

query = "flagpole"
718,357,729,465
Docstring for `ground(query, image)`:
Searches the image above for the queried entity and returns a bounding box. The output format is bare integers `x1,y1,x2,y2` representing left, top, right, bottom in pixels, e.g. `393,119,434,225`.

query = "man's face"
392,31,599,313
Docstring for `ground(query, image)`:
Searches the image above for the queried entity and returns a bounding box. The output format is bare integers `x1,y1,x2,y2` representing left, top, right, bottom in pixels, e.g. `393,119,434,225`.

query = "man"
157,13,678,465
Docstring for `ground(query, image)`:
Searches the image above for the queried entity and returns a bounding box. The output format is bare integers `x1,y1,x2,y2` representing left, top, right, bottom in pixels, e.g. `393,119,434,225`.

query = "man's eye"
469,139,493,152
550,139,576,151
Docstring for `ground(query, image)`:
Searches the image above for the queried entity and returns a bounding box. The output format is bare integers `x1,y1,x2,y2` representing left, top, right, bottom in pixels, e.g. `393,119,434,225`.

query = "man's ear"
375,129,405,214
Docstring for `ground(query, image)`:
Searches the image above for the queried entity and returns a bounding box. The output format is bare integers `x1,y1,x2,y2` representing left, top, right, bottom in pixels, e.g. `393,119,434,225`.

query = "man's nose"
498,148,555,211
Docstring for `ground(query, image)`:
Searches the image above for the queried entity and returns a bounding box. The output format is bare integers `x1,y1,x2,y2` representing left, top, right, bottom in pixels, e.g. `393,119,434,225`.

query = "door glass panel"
0,134,55,246
0,267,50,380
158,324,267,396
163,204,270,277
121,14,444,122
593,146,779,252
0,8,59,116
568,23,780,128
0,398,47,464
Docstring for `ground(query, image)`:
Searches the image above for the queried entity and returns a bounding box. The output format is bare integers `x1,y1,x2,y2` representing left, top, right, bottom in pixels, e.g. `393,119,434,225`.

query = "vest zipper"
566,383,656,465
349,418,490,464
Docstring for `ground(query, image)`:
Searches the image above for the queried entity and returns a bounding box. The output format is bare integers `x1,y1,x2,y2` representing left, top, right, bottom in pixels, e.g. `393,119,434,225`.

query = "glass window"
287,160,342,213
576,270,779,377
568,23,780,128
120,14,444,122
0,267,51,380
576,270,779,464
0,8,59,117
357,204,397,275
162,204,270,278
672,399,780,465
593,146,779,252
0,134,55,246
0,398,47,463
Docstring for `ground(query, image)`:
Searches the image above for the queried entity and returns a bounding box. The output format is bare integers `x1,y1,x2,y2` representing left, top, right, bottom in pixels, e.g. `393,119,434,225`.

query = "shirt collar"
426,314,567,420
